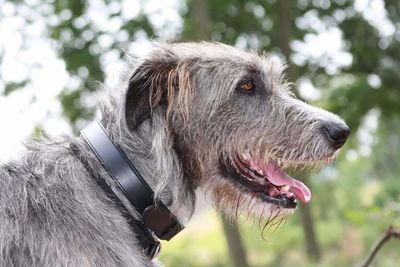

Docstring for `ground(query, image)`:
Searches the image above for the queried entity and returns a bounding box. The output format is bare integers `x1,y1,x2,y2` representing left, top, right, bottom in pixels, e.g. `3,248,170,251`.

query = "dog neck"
93,94,197,219
80,120,185,258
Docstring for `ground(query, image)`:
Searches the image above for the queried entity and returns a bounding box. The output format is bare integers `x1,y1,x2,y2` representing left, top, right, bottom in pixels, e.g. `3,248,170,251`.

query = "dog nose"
323,122,350,149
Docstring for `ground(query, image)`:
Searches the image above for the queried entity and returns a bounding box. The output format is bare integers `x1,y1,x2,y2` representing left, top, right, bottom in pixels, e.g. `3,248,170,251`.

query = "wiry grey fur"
0,42,348,266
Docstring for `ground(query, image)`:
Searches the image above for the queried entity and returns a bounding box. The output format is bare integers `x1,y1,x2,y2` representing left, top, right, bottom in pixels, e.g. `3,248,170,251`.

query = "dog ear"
125,52,192,132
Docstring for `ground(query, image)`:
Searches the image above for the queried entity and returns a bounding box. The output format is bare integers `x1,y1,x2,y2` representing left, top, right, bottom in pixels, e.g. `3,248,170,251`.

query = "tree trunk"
221,214,249,267
277,0,296,86
276,0,321,261
190,0,211,41
298,179,320,261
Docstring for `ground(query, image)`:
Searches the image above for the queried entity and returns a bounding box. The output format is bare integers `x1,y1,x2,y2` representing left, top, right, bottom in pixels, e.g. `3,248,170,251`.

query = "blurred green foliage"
1,0,400,266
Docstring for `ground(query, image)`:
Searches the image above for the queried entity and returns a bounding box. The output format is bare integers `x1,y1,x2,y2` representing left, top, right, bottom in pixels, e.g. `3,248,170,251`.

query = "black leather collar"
80,120,184,259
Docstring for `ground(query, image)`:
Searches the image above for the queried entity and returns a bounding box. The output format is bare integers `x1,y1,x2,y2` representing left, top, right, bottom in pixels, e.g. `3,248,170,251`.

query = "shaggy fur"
0,42,348,266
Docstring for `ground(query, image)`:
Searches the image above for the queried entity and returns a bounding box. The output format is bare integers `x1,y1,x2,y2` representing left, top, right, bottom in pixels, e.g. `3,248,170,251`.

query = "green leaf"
3,80,28,96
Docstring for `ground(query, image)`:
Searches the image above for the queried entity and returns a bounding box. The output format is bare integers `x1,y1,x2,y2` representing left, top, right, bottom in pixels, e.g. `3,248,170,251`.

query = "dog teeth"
269,188,280,196
281,185,290,192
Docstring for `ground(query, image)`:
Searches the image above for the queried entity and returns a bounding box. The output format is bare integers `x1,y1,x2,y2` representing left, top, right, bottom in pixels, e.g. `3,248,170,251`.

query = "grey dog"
0,42,349,266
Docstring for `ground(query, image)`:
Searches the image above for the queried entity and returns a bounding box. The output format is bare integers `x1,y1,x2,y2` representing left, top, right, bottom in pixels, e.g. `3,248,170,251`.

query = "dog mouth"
221,154,312,209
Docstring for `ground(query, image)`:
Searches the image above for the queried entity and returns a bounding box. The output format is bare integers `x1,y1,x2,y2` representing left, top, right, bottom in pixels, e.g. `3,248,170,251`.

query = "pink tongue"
252,160,311,203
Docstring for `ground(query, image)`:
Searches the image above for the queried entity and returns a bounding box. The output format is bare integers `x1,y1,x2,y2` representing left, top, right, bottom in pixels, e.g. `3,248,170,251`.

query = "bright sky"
0,0,391,162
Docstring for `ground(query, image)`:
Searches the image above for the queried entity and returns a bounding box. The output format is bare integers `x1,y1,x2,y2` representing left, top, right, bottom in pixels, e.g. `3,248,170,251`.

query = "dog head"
124,42,349,221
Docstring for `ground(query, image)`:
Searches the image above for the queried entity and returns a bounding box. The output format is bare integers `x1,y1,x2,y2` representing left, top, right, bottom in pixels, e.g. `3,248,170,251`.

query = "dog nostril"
323,123,350,149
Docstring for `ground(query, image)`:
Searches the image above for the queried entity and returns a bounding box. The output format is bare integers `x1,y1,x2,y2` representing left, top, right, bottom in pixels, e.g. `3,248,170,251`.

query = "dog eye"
241,81,254,91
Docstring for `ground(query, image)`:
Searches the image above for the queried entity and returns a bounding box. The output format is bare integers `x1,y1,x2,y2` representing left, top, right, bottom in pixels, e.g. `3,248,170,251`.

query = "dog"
0,42,349,266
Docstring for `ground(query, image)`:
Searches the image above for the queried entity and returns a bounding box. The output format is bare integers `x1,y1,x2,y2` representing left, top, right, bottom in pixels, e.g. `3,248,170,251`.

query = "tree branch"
359,225,400,267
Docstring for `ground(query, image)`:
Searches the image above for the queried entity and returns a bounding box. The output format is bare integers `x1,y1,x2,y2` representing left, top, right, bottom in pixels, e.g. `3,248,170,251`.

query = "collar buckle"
143,203,184,241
